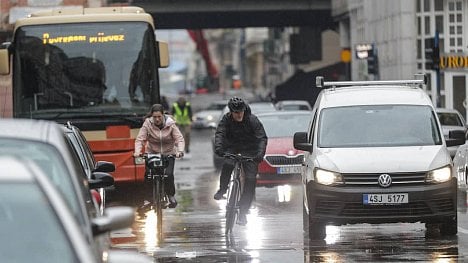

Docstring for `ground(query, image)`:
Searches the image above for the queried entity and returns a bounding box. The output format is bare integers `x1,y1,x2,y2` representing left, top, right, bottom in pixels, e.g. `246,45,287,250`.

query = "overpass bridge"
122,0,332,29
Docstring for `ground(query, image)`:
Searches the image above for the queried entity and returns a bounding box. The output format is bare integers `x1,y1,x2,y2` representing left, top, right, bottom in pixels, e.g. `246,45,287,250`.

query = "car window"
62,135,98,220
206,103,226,110
66,132,92,176
437,112,463,126
283,105,310,111
318,105,442,147
75,128,97,167
259,114,311,137
0,138,81,221
0,183,77,262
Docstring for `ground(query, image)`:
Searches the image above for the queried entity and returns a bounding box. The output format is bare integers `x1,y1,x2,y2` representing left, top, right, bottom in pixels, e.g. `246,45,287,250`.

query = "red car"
256,111,312,186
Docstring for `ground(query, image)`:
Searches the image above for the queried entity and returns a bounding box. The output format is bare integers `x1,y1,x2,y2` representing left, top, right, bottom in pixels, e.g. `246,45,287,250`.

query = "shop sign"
440,54,468,71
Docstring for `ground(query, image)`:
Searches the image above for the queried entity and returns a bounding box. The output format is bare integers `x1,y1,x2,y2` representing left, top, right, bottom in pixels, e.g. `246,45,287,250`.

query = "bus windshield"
13,21,160,119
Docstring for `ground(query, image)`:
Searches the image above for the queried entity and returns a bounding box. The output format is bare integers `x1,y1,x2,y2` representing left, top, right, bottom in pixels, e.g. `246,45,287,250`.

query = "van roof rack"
316,74,427,89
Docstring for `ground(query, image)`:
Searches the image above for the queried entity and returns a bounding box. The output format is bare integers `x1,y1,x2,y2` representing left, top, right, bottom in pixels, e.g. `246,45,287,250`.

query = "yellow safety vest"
173,102,191,125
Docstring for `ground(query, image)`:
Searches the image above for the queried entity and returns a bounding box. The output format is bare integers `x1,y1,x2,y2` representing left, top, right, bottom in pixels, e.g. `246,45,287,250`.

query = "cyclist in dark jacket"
213,97,267,225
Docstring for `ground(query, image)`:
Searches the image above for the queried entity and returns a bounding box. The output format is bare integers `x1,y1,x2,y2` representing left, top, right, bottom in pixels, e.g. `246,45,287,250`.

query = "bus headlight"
426,166,452,183
314,168,343,185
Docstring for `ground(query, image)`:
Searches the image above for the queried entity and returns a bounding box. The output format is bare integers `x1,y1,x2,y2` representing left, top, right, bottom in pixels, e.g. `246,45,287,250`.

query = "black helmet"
228,97,246,112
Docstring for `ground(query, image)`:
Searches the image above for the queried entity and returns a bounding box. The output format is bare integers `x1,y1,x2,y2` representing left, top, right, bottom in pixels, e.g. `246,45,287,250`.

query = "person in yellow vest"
171,96,193,153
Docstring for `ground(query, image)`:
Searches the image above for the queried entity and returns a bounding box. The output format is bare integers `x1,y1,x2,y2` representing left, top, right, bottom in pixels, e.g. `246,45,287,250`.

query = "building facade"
333,0,468,118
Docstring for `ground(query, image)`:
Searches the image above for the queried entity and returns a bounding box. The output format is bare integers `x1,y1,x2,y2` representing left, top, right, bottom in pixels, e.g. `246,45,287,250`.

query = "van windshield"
318,105,442,147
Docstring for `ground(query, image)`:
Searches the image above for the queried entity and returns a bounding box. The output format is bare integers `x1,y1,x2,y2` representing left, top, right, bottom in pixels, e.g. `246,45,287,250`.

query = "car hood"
266,137,302,156
315,146,451,173
194,110,222,118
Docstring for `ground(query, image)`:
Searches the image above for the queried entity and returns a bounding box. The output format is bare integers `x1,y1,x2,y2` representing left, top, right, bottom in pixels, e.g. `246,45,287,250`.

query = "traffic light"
367,52,379,75
425,37,440,70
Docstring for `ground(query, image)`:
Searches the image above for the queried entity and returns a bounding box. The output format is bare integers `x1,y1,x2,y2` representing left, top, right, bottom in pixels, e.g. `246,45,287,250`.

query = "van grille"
315,198,454,217
342,172,426,186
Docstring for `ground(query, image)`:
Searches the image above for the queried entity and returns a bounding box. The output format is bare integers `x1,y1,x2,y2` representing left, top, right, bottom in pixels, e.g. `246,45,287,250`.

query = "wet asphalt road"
108,128,468,262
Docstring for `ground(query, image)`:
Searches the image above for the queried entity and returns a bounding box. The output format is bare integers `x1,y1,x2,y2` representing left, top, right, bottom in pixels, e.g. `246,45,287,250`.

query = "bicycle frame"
144,153,172,240
224,153,253,234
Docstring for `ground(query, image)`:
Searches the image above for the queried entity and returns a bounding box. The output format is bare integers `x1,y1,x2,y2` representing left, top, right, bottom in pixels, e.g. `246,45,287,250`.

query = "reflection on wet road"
109,129,468,262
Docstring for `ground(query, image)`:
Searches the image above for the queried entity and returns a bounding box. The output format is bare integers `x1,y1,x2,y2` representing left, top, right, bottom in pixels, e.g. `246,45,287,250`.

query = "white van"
294,75,465,239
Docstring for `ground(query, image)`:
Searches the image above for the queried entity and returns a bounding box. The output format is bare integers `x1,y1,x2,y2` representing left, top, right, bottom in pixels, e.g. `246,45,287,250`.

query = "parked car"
436,108,467,158
63,122,116,215
256,111,311,186
192,100,228,129
275,100,312,111
0,118,137,262
0,155,138,263
294,76,465,239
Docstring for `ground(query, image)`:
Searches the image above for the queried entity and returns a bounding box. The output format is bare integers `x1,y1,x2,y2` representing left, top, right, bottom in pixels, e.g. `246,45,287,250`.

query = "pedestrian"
213,97,267,225
133,104,185,208
171,96,192,153
161,95,170,113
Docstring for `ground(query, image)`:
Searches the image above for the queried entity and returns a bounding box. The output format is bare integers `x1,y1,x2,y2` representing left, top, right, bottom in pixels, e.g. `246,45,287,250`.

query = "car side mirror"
91,206,135,236
89,172,114,189
446,130,466,147
95,161,115,173
293,132,312,152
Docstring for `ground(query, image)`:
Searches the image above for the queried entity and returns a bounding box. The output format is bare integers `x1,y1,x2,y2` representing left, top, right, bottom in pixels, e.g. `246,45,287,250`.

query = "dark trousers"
219,159,258,213
144,157,176,197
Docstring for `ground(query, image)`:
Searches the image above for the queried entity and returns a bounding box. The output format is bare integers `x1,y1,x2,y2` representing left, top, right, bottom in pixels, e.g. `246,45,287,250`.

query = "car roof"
435,108,462,114
256,110,311,117
0,118,93,232
0,118,64,142
0,156,97,262
318,86,433,108
277,100,310,105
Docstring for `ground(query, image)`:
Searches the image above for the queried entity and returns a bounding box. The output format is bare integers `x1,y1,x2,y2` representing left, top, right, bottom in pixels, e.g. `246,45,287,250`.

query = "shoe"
237,213,247,226
167,195,177,208
186,149,190,153
214,189,227,200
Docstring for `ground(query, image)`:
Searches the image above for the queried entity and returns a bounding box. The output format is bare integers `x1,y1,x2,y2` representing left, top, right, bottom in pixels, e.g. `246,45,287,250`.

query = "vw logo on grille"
378,174,392,188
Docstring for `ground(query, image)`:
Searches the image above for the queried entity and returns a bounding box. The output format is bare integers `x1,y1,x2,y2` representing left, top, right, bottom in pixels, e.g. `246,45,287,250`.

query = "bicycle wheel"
225,176,241,234
155,178,164,240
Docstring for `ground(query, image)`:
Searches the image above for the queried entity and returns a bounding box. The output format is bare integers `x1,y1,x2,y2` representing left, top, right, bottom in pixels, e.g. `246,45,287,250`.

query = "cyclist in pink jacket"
134,103,185,208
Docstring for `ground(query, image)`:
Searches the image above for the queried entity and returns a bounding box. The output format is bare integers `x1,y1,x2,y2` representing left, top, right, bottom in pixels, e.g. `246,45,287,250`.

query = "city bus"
0,6,169,185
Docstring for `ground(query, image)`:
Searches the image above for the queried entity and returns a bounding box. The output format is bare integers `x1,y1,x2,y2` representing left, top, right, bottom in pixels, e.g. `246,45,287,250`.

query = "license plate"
277,166,301,174
363,193,408,205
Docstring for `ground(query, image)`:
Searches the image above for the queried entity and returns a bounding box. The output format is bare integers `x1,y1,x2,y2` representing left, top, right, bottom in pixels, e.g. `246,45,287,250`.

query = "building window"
424,0,430,11
425,16,431,34
435,0,444,11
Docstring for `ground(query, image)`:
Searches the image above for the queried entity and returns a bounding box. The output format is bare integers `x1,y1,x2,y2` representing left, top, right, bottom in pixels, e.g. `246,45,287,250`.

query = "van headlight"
314,168,343,185
426,166,452,183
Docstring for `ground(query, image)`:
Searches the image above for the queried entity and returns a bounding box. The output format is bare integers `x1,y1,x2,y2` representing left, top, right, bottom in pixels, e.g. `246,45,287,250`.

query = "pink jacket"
134,115,185,155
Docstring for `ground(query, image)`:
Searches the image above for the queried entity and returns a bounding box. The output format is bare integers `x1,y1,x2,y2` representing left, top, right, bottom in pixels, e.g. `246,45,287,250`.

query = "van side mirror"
293,132,312,152
446,130,466,147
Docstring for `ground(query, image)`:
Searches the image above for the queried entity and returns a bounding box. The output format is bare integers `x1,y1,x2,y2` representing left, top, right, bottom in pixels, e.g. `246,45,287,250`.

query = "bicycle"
223,153,254,234
142,153,175,240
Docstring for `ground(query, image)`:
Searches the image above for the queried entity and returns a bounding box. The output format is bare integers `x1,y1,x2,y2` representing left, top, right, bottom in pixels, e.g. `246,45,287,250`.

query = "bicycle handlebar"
223,153,254,162
141,153,176,159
